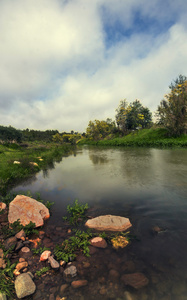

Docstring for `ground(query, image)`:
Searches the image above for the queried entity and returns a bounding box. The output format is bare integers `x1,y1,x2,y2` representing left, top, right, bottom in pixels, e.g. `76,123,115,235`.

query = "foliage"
110,231,130,249
157,74,187,136
86,119,116,141
54,229,92,262
32,246,50,255
0,259,16,298
35,266,50,277
80,127,187,148
64,199,89,225
1,219,38,238
0,125,22,143
115,99,152,132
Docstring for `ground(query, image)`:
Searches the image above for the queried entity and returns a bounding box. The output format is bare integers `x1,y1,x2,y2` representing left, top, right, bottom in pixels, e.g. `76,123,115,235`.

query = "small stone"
40,250,51,261
15,229,26,240
100,287,107,295
0,249,4,258
15,241,24,252
60,260,66,266
60,284,69,295
19,247,32,259
71,280,88,288
15,273,36,298
64,265,77,278
16,261,28,271
19,258,26,263
4,236,17,250
13,269,21,276
48,256,60,269
108,269,120,281
121,273,149,289
90,237,107,248
49,294,55,300
0,258,6,268
0,202,6,211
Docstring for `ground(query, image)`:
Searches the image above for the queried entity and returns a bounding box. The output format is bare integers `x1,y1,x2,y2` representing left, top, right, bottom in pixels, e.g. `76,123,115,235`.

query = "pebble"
71,280,88,288
64,265,77,278
48,256,60,269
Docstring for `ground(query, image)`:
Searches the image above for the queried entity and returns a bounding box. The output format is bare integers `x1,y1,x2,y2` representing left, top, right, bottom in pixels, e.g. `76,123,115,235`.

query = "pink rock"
8,195,50,227
85,215,132,231
16,229,26,240
16,261,28,271
90,237,107,248
40,250,51,262
71,280,88,288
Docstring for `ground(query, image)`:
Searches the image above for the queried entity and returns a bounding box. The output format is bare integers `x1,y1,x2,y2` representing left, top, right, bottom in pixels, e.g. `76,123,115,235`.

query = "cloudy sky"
0,0,187,132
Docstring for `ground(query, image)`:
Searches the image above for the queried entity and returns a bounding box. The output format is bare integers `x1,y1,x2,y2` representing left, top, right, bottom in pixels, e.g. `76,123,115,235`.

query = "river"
12,146,187,299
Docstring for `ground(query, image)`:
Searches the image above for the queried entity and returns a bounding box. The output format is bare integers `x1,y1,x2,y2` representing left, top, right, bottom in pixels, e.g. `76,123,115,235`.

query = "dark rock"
4,236,17,250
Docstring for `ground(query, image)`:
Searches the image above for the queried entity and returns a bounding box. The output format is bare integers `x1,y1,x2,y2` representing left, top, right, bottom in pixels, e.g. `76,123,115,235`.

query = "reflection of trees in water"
89,154,109,165
42,169,49,178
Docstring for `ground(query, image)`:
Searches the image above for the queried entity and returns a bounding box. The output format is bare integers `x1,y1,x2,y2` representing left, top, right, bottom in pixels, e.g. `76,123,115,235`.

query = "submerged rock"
0,202,6,211
121,272,149,289
8,195,50,227
90,237,107,248
71,280,88,288
85,215,132,231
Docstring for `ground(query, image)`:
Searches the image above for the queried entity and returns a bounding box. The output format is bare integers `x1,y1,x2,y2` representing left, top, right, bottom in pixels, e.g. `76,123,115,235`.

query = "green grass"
79,128,187,148
0,142,72,195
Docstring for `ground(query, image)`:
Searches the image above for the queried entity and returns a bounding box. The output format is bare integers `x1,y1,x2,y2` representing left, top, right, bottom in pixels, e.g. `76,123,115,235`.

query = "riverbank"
0,142,73,195
78,128,187,147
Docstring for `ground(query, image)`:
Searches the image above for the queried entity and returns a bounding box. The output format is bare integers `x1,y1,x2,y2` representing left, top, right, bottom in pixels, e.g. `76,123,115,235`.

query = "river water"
13,146,187,300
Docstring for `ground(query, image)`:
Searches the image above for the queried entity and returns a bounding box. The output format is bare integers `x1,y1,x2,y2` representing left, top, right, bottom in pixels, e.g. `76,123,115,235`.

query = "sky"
0,0,187,133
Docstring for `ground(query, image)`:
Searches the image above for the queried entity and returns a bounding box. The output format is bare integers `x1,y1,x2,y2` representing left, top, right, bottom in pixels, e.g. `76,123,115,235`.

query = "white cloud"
0,0,187,132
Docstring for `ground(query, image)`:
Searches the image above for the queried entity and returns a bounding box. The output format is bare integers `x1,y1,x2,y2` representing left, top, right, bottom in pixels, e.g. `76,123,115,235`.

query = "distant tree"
0,125,22,143
157,75,187,136
86,119,116,140
115,99,128,132
115,99,152,132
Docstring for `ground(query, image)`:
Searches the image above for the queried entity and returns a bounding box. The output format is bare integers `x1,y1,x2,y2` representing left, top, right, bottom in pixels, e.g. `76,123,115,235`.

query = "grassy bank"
0,142,73,195
78,128,187,148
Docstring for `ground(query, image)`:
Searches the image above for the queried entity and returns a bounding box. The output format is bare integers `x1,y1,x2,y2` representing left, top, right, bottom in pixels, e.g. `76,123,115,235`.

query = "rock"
90,237,107,248
108,269,120,281
15,241,24,252
4,236,17,250
40,250,51,261
0,249,4,258
29,162,38,167
48,256,60,269
85,215,132,231
121,273,149,289
16,261,28,271
13,161,21,164
0,293,7,300
60,283,69,295
0,202,6,211
124,291,135,300
15,273,36,298
8,195,50,227
64,265,77,278
19,247,32,259
71,280,88,288
15,229,26,240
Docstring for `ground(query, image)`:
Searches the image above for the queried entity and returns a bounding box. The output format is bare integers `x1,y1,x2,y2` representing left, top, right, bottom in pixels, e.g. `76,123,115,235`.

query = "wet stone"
121,273,149,289
64,265,77,278
4,236,17,250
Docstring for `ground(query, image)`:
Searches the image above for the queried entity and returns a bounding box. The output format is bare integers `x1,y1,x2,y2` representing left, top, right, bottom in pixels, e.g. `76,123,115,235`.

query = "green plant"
54,229,92,262
1,219,38,238
35,266,50,277
32,246,50,255
0,259,16,298
64,199,89,224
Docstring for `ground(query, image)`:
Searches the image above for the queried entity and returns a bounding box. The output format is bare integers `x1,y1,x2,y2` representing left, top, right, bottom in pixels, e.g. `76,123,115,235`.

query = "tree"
157,75,187,136
115,99,128,132
86,119,116,140
115,99,152,132
0,125,22,143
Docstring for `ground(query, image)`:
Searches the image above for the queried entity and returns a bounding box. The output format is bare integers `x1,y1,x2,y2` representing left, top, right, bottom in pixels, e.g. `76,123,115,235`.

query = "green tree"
157,75,187,136
115,99,128,132
86,119,115,140
115,99,152,132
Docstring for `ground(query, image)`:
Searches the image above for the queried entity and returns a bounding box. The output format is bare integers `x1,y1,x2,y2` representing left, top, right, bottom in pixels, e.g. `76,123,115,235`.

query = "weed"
35,266,50,277
32,246,50,255
0,259,16,298
63,199,89,225
1,219,38,239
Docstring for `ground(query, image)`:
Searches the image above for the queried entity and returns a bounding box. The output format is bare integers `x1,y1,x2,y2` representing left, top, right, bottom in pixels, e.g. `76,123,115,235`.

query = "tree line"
86,74,187,140
0,74,186,144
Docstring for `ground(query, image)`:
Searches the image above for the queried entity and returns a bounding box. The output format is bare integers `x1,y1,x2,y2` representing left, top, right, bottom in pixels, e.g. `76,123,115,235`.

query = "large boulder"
8,195,50,227
85,215,132,231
